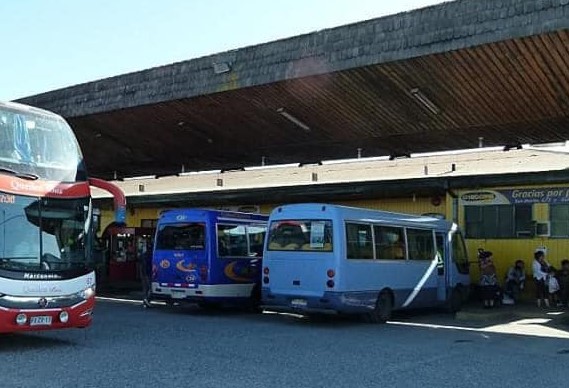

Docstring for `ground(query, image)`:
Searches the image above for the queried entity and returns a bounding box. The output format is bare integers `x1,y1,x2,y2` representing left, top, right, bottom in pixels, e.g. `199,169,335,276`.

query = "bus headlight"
16,313,27,325
59,311,69,323
78,286,96,300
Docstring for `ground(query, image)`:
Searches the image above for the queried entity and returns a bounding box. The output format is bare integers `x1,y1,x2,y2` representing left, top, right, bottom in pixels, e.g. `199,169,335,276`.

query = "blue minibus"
261,203,470,322
150,209,268,308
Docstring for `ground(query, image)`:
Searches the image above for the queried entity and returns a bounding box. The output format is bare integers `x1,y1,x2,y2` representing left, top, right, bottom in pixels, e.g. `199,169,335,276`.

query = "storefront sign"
460,187,569,205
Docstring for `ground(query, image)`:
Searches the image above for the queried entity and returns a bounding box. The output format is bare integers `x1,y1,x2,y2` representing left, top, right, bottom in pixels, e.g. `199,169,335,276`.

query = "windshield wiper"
0,167,39,180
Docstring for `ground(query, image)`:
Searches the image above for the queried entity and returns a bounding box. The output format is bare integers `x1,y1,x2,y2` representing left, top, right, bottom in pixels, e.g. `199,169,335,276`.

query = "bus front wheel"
446,286,463,314
366,290,393,324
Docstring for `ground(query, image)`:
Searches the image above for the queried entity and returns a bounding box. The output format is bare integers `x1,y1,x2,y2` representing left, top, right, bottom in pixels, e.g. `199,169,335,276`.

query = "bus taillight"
326,269,335,278
263,267,270,284
326,280,335,288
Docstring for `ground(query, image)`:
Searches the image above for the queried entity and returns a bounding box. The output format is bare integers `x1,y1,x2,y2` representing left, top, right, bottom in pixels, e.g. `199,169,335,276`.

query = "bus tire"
198,302,221,311
247,284,262,313
367,290,393,324
446,286,463,314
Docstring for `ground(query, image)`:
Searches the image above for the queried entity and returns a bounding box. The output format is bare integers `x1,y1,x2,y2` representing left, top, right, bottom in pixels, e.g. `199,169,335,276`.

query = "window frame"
550,204,569,238
216,223,267,258
372,224,407,261
266,219,333,252
406,228,436,261
464,204,533,239
345,222,374,260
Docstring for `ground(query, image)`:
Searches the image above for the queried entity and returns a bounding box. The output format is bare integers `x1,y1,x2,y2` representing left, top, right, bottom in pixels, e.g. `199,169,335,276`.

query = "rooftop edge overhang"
17,0,569,118
91,169,569,208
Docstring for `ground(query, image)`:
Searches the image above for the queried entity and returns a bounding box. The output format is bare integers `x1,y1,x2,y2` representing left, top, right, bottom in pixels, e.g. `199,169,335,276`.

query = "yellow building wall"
101,197,447,235
97,207,162,236
458,185,569,283
98,183,569,287
260,197,447,217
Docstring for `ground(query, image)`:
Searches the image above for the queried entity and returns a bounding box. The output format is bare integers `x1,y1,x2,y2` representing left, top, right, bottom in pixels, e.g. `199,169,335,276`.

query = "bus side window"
247,226,266,256
407,228,435,261
217,229,229,256
346,223,373,259
374,225,405,260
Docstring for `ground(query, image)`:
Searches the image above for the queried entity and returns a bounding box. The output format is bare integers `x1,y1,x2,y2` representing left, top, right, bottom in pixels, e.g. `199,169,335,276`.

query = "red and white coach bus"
0,101,125,333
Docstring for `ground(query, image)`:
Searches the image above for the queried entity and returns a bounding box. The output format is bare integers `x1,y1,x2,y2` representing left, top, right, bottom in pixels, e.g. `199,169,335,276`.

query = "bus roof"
269,203,454,230
158,208,268,224
0,101,61,118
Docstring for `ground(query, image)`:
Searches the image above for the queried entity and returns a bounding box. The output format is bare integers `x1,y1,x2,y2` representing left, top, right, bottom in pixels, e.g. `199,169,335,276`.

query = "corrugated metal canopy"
16,1,569,179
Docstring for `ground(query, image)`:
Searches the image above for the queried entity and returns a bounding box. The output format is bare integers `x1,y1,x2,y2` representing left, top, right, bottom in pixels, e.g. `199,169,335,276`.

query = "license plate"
170,290,186,299
30,316,52,326
290,299,307,308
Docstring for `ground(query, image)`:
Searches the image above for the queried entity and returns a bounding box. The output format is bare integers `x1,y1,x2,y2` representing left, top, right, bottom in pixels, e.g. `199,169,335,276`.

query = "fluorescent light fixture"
321,156,391,165
410,88,440,115
277,108,311,132
212,62,231,74
244,163,300,171
179,169,222,176
410,146,504,158
123,175,156,181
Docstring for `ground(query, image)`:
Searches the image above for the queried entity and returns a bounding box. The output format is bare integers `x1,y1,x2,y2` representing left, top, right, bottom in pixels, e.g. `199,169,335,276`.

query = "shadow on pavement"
0,332,79,352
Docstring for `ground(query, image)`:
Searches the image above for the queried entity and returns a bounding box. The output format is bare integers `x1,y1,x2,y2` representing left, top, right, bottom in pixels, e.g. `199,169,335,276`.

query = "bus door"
435,232,447,302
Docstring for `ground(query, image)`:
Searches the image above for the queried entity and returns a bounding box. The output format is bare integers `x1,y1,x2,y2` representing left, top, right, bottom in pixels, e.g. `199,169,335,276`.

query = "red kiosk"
102,225,155,283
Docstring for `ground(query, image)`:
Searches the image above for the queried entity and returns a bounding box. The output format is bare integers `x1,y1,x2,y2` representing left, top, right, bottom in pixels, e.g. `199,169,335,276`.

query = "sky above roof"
0,0,446,101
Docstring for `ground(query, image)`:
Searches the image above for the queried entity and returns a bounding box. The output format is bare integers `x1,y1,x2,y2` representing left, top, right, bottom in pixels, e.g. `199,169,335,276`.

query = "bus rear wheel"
366,290,393,324
198,302,222,311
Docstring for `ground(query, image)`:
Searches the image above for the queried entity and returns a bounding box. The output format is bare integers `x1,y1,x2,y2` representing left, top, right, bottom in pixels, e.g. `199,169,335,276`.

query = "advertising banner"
460,187,569,206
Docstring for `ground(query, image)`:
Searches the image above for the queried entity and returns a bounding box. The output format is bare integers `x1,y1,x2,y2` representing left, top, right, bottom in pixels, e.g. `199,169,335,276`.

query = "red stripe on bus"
0,176,90,197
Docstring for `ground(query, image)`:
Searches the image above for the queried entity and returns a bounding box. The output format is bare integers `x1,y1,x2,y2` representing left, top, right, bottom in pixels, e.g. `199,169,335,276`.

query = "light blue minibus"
261,203,470,322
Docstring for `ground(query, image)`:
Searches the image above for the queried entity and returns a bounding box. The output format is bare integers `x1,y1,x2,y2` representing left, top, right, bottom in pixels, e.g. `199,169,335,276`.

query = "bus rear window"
267,220,332,252
156,223,205,250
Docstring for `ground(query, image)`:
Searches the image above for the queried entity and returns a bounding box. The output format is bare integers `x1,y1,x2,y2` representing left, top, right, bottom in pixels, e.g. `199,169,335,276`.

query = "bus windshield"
0,103,84,182
267,220,333,251
156,223,206,250
0,192,91,272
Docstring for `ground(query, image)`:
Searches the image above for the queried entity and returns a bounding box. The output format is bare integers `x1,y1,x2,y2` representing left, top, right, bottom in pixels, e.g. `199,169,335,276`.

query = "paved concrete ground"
1,298,568,388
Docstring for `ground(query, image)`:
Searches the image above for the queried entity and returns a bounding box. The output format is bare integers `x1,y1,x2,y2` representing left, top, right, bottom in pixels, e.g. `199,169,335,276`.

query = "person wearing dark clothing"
504,260,526,304
138,243,153,308
557,260,569,307
479,250,498,308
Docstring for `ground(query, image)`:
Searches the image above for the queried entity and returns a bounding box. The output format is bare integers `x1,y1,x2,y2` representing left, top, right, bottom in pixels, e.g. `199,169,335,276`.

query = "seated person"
503,260,525,304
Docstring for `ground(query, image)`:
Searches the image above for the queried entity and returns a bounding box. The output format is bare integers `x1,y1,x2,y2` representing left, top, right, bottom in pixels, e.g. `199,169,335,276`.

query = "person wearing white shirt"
547,268,560,306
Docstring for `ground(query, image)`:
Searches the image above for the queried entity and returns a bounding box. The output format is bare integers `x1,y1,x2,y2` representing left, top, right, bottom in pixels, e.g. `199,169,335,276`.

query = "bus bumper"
0,296,95,333
261,288,377,314
150,283,255,303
